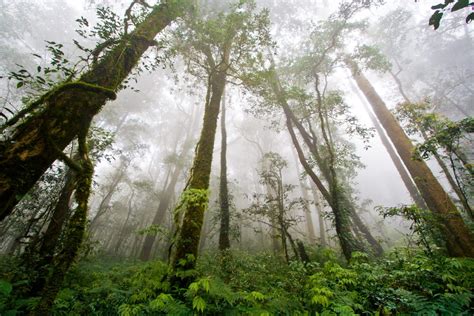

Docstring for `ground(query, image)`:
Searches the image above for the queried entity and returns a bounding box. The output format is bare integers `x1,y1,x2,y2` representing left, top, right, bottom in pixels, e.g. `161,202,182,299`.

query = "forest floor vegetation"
2,247,472,315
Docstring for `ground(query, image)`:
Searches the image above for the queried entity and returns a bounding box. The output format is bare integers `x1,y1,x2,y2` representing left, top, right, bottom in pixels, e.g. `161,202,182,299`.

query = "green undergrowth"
1,248,473,315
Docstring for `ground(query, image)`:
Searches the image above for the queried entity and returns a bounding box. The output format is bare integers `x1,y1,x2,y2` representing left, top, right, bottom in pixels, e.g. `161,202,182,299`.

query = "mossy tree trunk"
351,66,474,257
0,1,189,221
169,70,227,285
387,70,470,215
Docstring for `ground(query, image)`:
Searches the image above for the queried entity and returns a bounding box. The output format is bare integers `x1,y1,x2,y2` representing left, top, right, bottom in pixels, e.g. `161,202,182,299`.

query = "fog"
0,1,472,311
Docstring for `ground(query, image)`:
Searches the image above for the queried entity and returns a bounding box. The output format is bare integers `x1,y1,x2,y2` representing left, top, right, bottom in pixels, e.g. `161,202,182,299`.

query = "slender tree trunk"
348,207,383,256
219,91,231,251
0,1,189,221
169,70,226,285
140,165,181,260
351,65,474,257
20,165,78,298
37,166,76,258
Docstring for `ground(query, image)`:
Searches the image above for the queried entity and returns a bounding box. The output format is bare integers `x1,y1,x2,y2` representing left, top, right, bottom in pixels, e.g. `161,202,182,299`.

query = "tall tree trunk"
37,166,77,259
0,1,189,221
218,91,231,251
351,65,474,257
140,162,182,260
169,70,226,285
348,207,383,256
349,79,427,209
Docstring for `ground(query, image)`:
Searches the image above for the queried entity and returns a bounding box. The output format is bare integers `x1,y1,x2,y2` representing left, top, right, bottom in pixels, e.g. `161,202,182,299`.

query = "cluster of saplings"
0,0,472,315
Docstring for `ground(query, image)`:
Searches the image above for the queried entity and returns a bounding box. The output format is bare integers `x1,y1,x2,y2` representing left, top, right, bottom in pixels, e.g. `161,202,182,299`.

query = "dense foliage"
1,248,472,315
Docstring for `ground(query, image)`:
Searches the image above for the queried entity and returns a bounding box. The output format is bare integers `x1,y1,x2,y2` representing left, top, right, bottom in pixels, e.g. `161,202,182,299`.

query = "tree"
395,102,473,219
0,0,192,220
168,0,272,286
349,62,474,257
243,152,304,263
348,78,427,209
243,11,383,260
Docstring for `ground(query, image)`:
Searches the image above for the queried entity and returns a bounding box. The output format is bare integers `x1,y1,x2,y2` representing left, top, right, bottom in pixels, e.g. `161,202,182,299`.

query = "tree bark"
351,65,474,257
140,105,198,260
0,1,188,221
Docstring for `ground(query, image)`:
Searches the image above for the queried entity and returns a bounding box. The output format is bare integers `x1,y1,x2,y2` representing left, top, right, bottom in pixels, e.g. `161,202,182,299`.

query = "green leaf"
189,282,199,294
200,278,210,293
250,291,265,301
0,280,12,296
466,12,474,23
452,0,469,11
192,296,206,312
431,4,447,10
311,294,330,307
429,10,443,29
16,81,24,89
